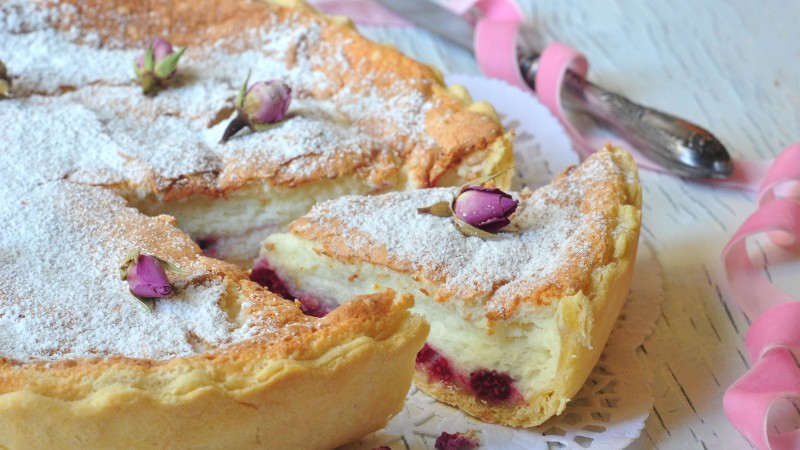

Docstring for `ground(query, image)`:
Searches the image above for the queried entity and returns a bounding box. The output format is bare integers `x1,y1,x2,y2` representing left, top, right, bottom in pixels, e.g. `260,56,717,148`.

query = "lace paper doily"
343,75,664,450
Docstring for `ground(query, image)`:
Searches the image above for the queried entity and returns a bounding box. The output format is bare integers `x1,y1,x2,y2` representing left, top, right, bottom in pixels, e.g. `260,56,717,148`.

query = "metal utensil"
376,0,734,179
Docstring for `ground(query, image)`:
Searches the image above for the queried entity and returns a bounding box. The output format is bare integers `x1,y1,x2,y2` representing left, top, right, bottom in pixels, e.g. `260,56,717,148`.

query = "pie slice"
259,147,642,427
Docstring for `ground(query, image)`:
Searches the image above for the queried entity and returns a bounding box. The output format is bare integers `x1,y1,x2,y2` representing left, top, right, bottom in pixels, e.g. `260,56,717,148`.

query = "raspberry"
415,344,454,382
415,343,437,364
249,258,293,300
469,369,514,402
429,356,454,383
297,294,330,317
434,431,478,450
195,236,218,258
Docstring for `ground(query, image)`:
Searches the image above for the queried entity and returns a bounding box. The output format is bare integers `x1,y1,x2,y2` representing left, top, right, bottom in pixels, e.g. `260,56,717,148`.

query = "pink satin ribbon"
722,143,800,450
724,302,800,450
312,1,800,446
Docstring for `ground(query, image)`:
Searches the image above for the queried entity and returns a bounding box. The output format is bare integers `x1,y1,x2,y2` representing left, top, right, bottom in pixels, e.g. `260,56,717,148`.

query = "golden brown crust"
0,228,428,449
0,288,421,394
0,294,429,450
40,0,513,200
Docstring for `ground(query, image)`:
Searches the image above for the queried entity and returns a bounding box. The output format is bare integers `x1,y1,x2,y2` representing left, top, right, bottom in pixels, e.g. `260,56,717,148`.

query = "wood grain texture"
361,1,800,448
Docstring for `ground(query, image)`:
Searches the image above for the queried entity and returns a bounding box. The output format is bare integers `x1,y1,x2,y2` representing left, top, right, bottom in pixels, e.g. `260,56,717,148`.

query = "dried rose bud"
133,37,186,96
434,431,479,450
120,253,181,311
243,81,292,124
137,38,175,68
0,60,11,98
125,254,174,298
220,72,292,142
453,186,518,233
417,168,517,238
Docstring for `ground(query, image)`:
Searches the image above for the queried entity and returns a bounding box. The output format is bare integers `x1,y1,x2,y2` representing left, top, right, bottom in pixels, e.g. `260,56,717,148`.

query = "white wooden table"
359,1,800,448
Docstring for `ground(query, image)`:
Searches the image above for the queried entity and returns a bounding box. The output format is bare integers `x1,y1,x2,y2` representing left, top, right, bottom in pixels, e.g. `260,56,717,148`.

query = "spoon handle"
519,53,733,179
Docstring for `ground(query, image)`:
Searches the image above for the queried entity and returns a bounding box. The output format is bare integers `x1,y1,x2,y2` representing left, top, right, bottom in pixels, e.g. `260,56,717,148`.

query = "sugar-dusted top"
0,0,505,200
0,181,265,362
290,148,640,320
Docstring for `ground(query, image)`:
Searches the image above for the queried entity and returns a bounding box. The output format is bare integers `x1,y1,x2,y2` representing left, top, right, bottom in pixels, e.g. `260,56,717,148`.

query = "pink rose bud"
453,186,518,233
242,81,292,125
134,37,186,96
220,73,292,142
135,37,173,69
125,254,174,298
151,37,175,64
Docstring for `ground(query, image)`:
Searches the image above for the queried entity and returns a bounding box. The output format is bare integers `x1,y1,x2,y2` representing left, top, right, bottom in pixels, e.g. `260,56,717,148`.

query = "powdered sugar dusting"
0,98,128,190
0,181,255,362
0,0,437,196
0,1,133,94
296,151,626,316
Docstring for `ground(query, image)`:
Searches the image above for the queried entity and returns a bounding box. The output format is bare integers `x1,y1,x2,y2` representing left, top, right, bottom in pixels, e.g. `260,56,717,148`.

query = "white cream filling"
126,176,375,237
262,233,561,396
123,176,381,266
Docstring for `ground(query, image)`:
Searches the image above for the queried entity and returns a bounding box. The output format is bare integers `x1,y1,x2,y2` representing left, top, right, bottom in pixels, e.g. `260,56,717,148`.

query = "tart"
259,147,642,427
0,0,516,447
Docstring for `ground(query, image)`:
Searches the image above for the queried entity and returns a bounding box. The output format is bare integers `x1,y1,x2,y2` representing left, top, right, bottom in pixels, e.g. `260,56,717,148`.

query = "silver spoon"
519,53,733,179
374,0,734,180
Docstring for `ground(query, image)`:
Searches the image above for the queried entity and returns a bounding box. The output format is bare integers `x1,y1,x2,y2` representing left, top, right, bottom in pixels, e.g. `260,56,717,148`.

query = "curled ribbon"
722,143,800,450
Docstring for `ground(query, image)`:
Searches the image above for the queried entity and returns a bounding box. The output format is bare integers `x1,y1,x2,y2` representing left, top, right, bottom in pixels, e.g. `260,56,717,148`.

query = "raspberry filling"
469,369,514,402
195,236,219,258
250,258,333,317
415,343,522,403
250,258,294,299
